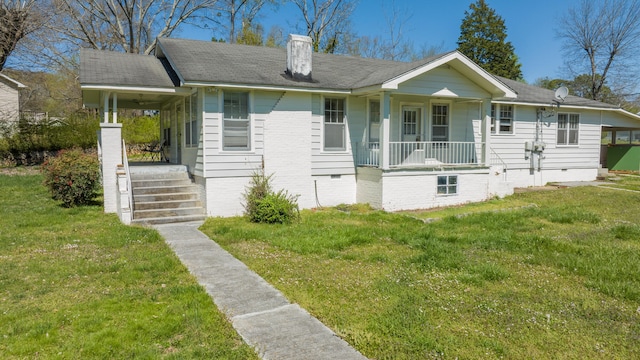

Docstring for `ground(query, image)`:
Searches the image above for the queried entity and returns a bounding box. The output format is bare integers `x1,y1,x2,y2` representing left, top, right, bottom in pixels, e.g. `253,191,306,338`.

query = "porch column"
99,123,123,213
482,98,492,166
102,91,110,123
380,91,391,169
112,93,118,124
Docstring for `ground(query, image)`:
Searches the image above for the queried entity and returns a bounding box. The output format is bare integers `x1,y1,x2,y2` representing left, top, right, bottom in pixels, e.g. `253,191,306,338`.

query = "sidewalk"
153,221,367,360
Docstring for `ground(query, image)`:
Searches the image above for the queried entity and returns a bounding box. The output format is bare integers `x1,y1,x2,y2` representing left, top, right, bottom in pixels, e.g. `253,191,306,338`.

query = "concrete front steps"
129,164,206,225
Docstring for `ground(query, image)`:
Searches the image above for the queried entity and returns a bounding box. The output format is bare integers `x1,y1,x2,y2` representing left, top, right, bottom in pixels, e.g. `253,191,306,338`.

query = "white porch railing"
116,139,133,224
122,140,133,219
356,141,483,167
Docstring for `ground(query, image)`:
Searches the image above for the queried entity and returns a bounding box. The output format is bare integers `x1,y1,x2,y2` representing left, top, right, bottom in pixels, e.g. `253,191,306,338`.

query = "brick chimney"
286,34,312,81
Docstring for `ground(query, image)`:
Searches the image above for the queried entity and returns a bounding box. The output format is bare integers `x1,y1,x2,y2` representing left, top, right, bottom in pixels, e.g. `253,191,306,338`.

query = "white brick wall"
505,168,598,188
356,167,382,208
205,177,249,217
264,92,314,207
99,123,123,213
379,169,491,212
309,174,356,208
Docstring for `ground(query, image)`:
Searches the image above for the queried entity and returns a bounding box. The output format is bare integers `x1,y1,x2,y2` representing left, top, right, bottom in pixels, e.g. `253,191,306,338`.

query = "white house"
0,73,26,125
80,35,640,222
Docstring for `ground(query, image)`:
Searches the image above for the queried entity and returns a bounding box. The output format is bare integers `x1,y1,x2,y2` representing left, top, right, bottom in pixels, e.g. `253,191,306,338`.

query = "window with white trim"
557,113,579,145
324,98,346,150
491,104,513,134
437,175,458,195
223,91,250,150
161,109,171,146
431,104,449,141
185,92,198,147
369,100,380,143
402,106,421,141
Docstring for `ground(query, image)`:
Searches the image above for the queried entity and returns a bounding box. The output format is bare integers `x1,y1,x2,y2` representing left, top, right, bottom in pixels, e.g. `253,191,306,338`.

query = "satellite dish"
554,86,569,102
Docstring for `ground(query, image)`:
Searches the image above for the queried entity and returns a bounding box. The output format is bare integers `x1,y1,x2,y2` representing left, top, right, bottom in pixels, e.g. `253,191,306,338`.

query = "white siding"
398,66,491,99
491,106,603,188
311,94,357,175
602,110,640,128
201,90,282,178
0,79,19,123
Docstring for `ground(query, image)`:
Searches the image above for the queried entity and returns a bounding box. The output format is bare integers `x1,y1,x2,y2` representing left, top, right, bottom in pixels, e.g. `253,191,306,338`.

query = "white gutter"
183,81,351,95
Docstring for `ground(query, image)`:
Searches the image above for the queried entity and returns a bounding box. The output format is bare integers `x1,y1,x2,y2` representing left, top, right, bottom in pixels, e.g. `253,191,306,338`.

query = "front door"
402,106,422,141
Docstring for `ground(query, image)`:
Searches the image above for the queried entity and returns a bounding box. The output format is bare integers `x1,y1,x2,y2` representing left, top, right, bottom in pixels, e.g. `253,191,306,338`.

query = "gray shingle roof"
156,37,440,90
80,38,621,111
496,76,618,109
80,48,179,88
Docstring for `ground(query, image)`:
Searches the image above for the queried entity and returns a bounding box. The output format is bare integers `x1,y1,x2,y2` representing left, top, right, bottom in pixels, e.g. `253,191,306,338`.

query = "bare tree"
55,0,219,55
347,1,442,62
0,0,51,70
211,0,275,43
557,0,640,101
291,0,357,53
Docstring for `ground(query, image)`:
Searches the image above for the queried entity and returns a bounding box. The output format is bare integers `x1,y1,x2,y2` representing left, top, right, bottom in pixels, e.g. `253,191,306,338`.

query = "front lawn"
201,186,640,359
0,173,258,359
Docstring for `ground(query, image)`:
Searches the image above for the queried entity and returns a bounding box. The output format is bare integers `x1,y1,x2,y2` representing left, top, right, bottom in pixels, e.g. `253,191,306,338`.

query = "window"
223,91,250,150
161,109,171,146
437,175,458,195
491,104,513,134
185,93,199,147
557,113,579,145
369,100,380,143
324,98,346,150
431,104,449,141
402,106,421,141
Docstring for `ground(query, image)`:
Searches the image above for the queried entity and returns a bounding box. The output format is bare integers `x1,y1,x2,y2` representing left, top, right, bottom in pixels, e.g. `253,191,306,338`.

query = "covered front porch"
355,141,486,168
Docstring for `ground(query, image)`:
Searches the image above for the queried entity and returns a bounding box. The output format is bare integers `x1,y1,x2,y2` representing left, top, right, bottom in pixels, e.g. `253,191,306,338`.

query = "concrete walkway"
153,222,367,360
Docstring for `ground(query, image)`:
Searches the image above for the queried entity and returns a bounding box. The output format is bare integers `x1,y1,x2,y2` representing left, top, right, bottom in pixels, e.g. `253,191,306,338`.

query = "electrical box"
524,141,533,151
534,141,546,152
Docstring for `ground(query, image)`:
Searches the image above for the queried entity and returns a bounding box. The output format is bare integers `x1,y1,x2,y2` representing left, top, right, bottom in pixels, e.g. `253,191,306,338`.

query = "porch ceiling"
82,88,184,110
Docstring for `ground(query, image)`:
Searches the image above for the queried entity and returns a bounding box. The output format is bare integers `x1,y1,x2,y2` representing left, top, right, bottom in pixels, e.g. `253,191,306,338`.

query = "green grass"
600,173,640,191
201,187,640,359
0,173,258,359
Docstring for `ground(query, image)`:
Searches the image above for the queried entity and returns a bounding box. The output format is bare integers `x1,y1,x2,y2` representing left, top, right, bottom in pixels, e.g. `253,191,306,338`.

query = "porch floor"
128,162,188,175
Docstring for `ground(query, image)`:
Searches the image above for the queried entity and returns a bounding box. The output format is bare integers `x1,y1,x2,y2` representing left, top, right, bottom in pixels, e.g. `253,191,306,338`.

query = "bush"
243,170,299,224
121,115,160,145
41,148,101,207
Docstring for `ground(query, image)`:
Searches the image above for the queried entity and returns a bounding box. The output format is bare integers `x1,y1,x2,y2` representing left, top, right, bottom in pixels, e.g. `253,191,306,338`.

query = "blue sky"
183,0,577,84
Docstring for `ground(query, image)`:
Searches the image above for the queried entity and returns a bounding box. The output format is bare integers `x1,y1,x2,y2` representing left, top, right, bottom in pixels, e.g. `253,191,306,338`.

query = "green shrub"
253,190,300,224
121,115,160,145
41,148,101,207
243,170,299,224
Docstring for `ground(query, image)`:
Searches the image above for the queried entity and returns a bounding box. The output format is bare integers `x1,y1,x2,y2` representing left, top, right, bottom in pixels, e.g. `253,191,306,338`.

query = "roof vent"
286,34,312,81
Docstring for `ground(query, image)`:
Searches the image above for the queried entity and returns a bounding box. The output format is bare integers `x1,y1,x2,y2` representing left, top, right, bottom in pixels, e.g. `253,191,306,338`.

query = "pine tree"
457,0,522,80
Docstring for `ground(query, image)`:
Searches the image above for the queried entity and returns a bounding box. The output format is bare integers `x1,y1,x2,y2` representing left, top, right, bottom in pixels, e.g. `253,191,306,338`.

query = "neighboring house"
80,35,640,219
0,73,26,125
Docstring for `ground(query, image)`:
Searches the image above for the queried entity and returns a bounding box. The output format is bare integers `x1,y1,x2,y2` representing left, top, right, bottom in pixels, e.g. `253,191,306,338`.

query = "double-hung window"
491,104,513,134
185,93,198,147
431,104,449,141
369,100,380,144
557,113,579,145
324,98,346,151
223,91,250,150
437,175,458,195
